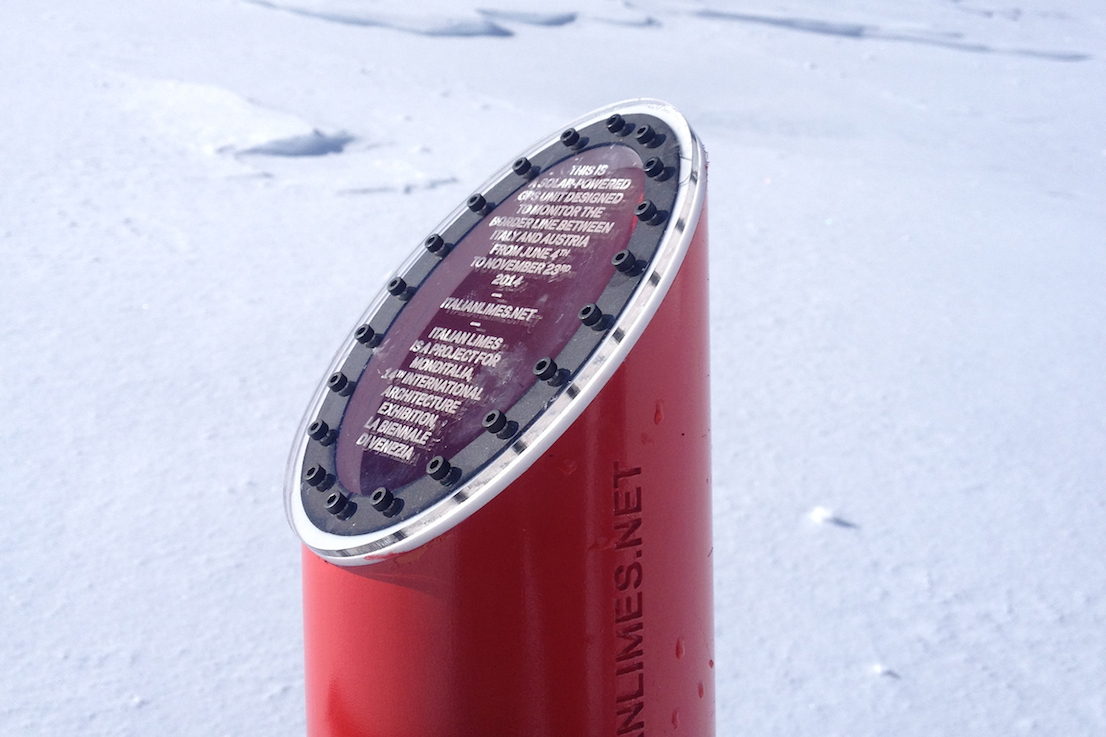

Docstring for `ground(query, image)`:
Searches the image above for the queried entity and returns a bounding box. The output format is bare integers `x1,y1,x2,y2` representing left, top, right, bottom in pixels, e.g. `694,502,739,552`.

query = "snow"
2,0,1104,734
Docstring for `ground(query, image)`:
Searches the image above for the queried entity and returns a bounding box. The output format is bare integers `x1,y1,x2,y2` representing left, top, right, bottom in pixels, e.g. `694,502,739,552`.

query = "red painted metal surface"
302,203,712,737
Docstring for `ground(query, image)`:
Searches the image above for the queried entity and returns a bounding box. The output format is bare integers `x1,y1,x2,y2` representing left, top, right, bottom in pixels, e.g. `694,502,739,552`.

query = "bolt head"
424,234,446,254
387,277,407,296
304,464,327,486
354,324,379,346
533,357,557,381
482,410,507,434
327,372,351,394
578,303,603,327
368,487,393,512
426,455,450,481
467,193,487,213
324,491,348,516
634,200,658,222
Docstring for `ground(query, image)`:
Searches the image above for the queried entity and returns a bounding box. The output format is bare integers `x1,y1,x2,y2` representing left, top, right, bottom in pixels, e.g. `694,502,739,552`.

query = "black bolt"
612,249,640,275
634,124,655,145
304,464,328,487
308,419,331,442
578,302,605,328
467,193,488,214
482,410,507,435
534,357,569,386
387,277,415,300
512,157,532,176
354,324,381,347
424,234,448,256
606,114,625,133
368,486,394,512
327,371,355,396
634,200,667,225
644,157,664,178
426,455,449,480
560,128,581,147
426,455,456,484
533,357,558,382
387,276,408,296
324,490,349,516
482,409,519,440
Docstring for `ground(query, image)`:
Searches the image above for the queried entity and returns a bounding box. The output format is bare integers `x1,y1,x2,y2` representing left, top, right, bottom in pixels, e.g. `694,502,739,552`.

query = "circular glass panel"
334,145,645,496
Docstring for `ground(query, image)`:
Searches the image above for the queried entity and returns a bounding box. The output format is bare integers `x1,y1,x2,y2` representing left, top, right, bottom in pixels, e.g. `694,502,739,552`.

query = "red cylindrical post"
288,101,712,736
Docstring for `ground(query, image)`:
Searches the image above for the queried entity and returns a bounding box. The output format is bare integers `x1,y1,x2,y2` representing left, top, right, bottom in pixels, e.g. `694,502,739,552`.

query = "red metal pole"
291,101,712,736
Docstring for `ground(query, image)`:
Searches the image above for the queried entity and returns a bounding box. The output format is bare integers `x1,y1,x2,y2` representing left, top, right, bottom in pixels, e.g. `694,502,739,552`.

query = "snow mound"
122,78,324,155
237,131,356,157
245,0,513,36
693,8,1091,60
476,8,577,27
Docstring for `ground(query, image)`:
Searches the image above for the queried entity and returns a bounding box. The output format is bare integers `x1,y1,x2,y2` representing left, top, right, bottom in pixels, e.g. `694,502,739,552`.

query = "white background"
2,0,1103,734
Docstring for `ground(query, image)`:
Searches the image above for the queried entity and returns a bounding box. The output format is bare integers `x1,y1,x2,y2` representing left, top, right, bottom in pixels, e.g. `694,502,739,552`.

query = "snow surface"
2,0,1104,734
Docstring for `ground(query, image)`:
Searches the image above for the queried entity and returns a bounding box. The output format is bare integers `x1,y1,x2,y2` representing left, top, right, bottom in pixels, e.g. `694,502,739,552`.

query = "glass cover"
334,145,645,496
